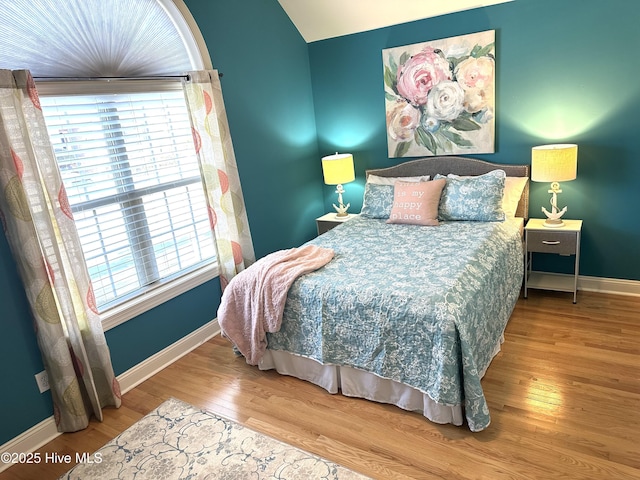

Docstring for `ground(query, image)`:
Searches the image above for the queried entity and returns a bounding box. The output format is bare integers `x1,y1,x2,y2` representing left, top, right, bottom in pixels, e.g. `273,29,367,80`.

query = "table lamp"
531,144,578,227
321,153,355,217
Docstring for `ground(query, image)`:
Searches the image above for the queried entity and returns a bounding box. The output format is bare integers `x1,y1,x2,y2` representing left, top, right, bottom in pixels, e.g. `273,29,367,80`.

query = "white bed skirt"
258,350,465,426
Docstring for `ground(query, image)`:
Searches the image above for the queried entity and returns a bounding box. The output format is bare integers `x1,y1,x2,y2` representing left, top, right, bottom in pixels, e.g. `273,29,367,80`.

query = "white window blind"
40,87,215,310
0,0,199,78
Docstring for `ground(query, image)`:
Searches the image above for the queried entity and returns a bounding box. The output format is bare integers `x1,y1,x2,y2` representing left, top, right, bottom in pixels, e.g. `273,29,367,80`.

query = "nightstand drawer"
526,230,577,255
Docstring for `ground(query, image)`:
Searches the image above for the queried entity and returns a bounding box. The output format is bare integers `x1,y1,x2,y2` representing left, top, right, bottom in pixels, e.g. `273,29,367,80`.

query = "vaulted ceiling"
277,0,514,43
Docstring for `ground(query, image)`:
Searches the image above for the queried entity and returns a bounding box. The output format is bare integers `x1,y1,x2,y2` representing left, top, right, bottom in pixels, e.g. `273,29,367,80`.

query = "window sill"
101,263,219,332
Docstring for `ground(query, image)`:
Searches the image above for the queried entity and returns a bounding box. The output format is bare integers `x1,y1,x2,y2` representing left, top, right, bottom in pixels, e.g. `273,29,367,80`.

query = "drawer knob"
542,240,561,245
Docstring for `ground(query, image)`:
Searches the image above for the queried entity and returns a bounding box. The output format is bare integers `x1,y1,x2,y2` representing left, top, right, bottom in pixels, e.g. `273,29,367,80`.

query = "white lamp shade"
321,153,355,185
531,144,578,182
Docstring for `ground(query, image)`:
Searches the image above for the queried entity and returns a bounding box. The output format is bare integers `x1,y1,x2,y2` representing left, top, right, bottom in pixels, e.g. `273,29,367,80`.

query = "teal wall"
309,0,640,281
0,233,53,442
183,0,324,258
3,0,639,447
0,0,319,446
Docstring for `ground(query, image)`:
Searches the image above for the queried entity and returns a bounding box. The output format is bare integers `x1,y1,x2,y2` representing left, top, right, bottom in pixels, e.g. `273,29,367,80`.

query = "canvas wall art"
383,30,495,158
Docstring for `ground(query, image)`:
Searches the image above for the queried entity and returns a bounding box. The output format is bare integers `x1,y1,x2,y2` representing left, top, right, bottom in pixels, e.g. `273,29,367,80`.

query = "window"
0,0,205,78
1,0,216,328
39,83,216,311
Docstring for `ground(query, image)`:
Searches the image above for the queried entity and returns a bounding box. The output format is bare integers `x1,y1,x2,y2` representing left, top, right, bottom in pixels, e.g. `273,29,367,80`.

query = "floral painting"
383,30,495,157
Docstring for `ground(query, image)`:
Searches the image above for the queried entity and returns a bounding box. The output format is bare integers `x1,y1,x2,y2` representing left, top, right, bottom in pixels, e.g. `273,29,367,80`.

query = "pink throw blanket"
218,244,335,365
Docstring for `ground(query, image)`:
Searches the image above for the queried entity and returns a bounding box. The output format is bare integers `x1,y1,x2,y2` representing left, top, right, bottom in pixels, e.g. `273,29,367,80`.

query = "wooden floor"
3,289,640,479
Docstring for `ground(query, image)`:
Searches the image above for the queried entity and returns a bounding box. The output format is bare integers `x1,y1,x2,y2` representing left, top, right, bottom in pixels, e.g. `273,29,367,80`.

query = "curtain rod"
33,72,222,82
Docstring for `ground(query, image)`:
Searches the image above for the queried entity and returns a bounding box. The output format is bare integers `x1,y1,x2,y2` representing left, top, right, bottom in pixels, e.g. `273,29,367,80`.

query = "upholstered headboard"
366,156,530,219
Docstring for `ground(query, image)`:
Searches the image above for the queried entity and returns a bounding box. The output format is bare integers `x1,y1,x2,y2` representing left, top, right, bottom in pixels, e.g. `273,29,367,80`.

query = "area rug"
59,397,370,479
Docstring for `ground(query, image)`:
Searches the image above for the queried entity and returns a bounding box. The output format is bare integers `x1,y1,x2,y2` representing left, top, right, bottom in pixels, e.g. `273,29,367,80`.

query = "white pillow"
367,174,430,185
503,177,528,217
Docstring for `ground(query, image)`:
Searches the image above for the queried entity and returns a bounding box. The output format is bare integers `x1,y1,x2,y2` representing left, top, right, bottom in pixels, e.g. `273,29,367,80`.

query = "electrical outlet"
35,370,50,393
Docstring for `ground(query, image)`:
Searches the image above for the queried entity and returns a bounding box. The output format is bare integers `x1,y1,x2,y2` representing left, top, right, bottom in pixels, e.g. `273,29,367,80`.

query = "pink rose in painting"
396,47,451,106
426,81,465,122
386,100,420,141
455,57,494,113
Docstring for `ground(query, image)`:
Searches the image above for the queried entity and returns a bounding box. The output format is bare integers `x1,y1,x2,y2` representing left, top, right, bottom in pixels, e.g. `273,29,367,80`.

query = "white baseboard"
529,272,640,297
0,319,220,473
578,274,640,297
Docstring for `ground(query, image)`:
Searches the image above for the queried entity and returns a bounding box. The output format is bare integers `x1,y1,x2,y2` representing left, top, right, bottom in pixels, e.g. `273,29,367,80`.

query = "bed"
224,156,529,432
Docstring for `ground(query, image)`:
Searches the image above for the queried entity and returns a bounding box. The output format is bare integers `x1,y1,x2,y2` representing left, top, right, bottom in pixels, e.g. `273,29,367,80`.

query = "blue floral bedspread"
266,215,523,431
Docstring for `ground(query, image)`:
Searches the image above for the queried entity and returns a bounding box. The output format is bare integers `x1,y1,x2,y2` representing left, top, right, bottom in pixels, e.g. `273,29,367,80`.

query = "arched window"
0,0,219,329
0,0,209,77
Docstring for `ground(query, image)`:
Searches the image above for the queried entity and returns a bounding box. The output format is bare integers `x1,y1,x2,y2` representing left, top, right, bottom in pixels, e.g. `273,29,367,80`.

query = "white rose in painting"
425,81,465,122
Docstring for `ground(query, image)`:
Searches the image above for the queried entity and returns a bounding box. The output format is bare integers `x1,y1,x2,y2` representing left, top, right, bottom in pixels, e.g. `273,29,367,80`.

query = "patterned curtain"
0,70,121,432
183,70,255,288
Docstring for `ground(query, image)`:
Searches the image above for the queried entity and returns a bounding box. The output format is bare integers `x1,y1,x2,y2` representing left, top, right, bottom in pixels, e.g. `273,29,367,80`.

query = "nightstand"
316,212,357,235
524,218,582,303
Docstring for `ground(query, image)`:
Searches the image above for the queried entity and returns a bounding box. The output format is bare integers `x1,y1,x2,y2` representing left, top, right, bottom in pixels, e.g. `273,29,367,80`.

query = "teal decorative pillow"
360,183,394,218
436,169,506,221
